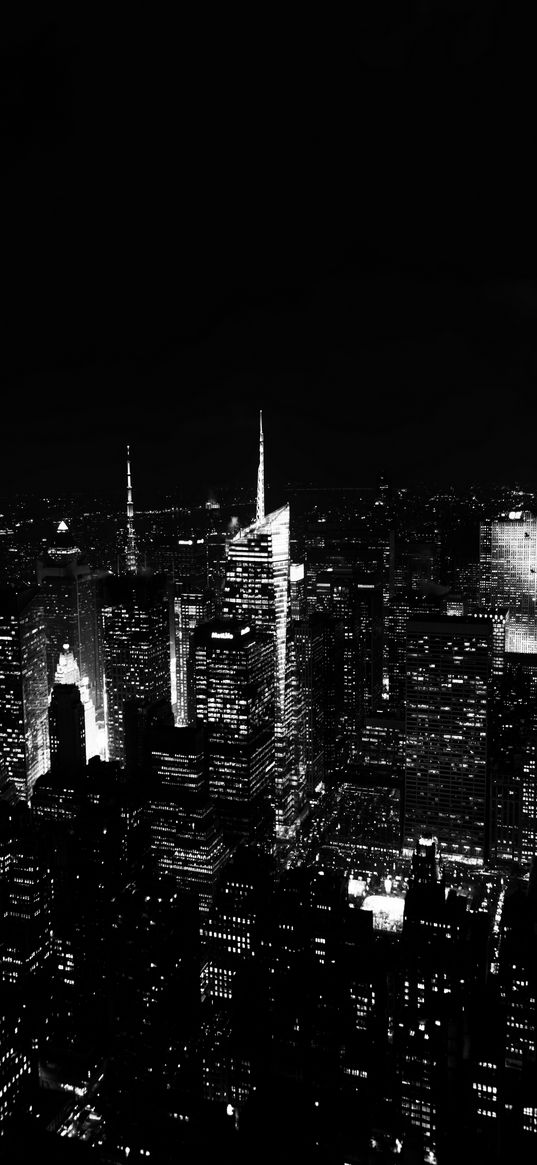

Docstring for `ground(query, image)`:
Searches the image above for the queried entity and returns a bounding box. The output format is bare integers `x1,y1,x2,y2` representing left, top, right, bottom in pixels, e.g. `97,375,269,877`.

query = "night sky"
3,9,536,498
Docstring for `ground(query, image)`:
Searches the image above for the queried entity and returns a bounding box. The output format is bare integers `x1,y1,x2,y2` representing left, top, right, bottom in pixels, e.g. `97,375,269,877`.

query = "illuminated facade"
0,998,33,1129
174,582,215,726
101,574,172,767
53,643,104,762
193,620,274,846
0,587,50,801
125,444,137,575
222,504,292,835
480,511,537,614
480,511,537,655
395,838,487,1157
404,615,492,862
149,723,228,913
200,848,272,1002
505,613,537,655
0,841,53,985
293,615,332,795
37,523,106,726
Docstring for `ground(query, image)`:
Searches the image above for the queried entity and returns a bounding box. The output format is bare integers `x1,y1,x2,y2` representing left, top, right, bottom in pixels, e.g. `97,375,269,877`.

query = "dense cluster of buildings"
0,425,537,1162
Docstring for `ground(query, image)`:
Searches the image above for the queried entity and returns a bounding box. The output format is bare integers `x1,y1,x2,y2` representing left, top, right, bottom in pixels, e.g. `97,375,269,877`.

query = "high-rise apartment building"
404,614,493,862
101,574,172,767
0,587,50,801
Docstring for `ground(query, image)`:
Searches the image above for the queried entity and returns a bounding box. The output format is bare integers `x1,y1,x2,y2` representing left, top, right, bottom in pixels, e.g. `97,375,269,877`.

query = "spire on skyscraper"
256,410,265,525
126,444,137,574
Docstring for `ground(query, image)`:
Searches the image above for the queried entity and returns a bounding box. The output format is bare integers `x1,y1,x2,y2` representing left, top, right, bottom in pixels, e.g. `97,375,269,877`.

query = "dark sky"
3,9,536,499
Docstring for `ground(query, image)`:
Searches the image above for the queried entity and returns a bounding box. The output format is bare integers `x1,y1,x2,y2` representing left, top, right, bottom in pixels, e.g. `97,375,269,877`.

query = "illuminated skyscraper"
404,614,493,862
193,620,274,846
101,574,172,767
174,582,215,726
37,522,106,726
149,723,228,914
0,587,50,801
220,416,295,834
480,511,537,613
222,504,292,832
126,444,137,575
480,511,537,654
52,643,103,762
49,679,86,778
256,409,265,525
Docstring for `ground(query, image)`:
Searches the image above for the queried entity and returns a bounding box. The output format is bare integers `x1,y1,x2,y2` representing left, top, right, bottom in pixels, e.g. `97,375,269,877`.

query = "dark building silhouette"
48,684,86,777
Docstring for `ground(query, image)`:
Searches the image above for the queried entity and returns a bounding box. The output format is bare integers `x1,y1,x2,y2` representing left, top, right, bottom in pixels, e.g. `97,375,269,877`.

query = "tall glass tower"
222,414,295,836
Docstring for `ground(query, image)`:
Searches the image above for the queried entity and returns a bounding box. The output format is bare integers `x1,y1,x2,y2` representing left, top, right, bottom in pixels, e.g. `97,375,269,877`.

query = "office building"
222,414,294,836
480,511,537,654
193,620,274,847
37,521,106,725
101,573,172,767
174,582,215,726
0,587,50,801
404,614,493,862
0,994,33,1130
149,723,228,913
48,680,86,778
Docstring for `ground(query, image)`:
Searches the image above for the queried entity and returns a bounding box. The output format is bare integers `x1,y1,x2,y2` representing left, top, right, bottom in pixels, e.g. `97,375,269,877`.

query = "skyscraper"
101,574,172,767
52,643,103,762
193,619,274,847
36,522,106,727
0,587,50,801
49,681,86,777
256,409,265,525
480,510,537,653
293,616,332,795
222,509,293,832
222,415,294,835
149,723,228,913
314,568,383,770
404,614,493,862
174,582,215,726
126,444,137,575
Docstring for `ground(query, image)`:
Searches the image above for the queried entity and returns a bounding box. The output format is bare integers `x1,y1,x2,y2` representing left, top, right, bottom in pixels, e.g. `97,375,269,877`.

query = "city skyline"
3,9,537,1163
